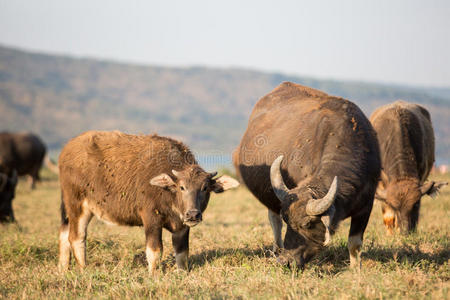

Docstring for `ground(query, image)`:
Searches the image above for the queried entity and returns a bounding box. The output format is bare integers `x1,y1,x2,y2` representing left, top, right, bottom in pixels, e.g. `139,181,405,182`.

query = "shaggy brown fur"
233,82,380,268
370,101,447,234
58,131,239,274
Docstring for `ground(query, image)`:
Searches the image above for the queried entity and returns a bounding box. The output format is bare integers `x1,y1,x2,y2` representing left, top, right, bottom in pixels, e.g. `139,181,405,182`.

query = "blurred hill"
0,45,449,165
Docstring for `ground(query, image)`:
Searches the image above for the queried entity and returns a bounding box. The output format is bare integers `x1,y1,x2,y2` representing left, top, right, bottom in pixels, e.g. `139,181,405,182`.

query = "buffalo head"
375,171,447,234
150,165,239,227
270,156,338,268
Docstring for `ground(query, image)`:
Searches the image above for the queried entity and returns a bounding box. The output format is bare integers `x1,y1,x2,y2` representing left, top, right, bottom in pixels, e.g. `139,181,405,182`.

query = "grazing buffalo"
233,82,380,268
1,131,46,222
0,132,48,189
58,131,239,274
370,101,447,234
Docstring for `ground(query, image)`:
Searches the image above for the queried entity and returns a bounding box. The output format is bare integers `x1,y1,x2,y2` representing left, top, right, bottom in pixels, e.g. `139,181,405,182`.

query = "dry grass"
1,169,449,299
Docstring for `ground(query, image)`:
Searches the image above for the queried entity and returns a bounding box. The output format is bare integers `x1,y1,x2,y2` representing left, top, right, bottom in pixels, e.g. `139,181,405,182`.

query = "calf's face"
0,170,18,223
270,156,338,268
150,165,239,226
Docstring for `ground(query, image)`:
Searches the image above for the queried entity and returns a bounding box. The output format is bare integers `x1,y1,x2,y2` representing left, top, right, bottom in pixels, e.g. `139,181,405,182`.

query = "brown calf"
58,131,239,274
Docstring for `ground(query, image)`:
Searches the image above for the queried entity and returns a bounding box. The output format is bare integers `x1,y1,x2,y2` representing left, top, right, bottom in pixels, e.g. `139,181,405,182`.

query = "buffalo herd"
0,82,447,274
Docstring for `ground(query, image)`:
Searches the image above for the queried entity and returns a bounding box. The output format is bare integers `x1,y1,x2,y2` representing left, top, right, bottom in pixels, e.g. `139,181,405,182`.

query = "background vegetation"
0,169,448,299
1,45,449,165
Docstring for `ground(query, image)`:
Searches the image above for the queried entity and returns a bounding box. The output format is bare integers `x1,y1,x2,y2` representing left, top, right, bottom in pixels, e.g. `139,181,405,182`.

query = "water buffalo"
233,82,380,268
58,131,239,274
0,131,46,222
370,101,447,234
0,132,48,189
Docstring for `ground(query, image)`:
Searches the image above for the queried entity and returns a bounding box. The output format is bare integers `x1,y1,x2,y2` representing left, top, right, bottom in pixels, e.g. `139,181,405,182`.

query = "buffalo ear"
211,175,240,193
421,181,448,198
150,173,176,191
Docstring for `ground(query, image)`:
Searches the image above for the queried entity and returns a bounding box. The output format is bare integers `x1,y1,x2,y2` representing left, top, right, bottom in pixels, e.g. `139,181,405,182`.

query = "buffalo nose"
185,210,202,221
276,255,289,266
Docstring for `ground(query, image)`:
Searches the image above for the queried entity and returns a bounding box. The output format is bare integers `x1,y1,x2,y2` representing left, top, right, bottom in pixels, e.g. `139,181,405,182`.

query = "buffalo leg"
0,199,15,223
68,202,93,269
172,227,190,270
29,165,41,189
144,224,163,275
27,175,36,190
348,210,371,269
268,209,283,252
58,223,71,271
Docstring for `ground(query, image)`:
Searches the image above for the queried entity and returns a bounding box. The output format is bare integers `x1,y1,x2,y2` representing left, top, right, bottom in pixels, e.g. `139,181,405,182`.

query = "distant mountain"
0,45,449,166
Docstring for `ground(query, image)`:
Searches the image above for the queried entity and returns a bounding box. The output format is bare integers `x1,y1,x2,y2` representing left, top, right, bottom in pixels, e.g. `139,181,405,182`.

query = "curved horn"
306,176,338,216
208,171,218,178
270,155,289,202
0,173,7,191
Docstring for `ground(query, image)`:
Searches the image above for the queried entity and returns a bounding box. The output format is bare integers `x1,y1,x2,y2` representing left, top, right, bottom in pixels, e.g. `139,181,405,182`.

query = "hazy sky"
1,0,449,87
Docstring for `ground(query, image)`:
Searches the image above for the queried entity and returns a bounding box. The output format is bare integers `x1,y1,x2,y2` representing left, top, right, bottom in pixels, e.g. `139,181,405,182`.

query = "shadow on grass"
189,246,273,268
315,243,449,274
132,245,273,270
364,245,450,265
131,243,449,274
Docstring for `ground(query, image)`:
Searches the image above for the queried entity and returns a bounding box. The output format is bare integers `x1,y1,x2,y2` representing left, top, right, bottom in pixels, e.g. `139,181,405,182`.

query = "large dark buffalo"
370,101,447,234
0,132,48,189
0,132,46,222
58,131,239,274
233,82,380,268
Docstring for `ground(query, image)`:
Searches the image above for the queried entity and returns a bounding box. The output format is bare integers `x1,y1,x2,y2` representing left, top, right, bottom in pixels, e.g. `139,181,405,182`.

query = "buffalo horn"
306,176,338,216
270,155,290,202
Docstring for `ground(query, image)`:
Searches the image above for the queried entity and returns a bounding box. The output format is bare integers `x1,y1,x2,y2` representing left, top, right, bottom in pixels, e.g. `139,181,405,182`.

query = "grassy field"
0,169,449,299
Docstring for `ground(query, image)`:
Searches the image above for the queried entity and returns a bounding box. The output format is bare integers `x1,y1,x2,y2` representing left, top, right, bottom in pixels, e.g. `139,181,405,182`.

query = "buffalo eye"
180,186,186,191
300,217,313,229
302,222,312,229
201,184,208,192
